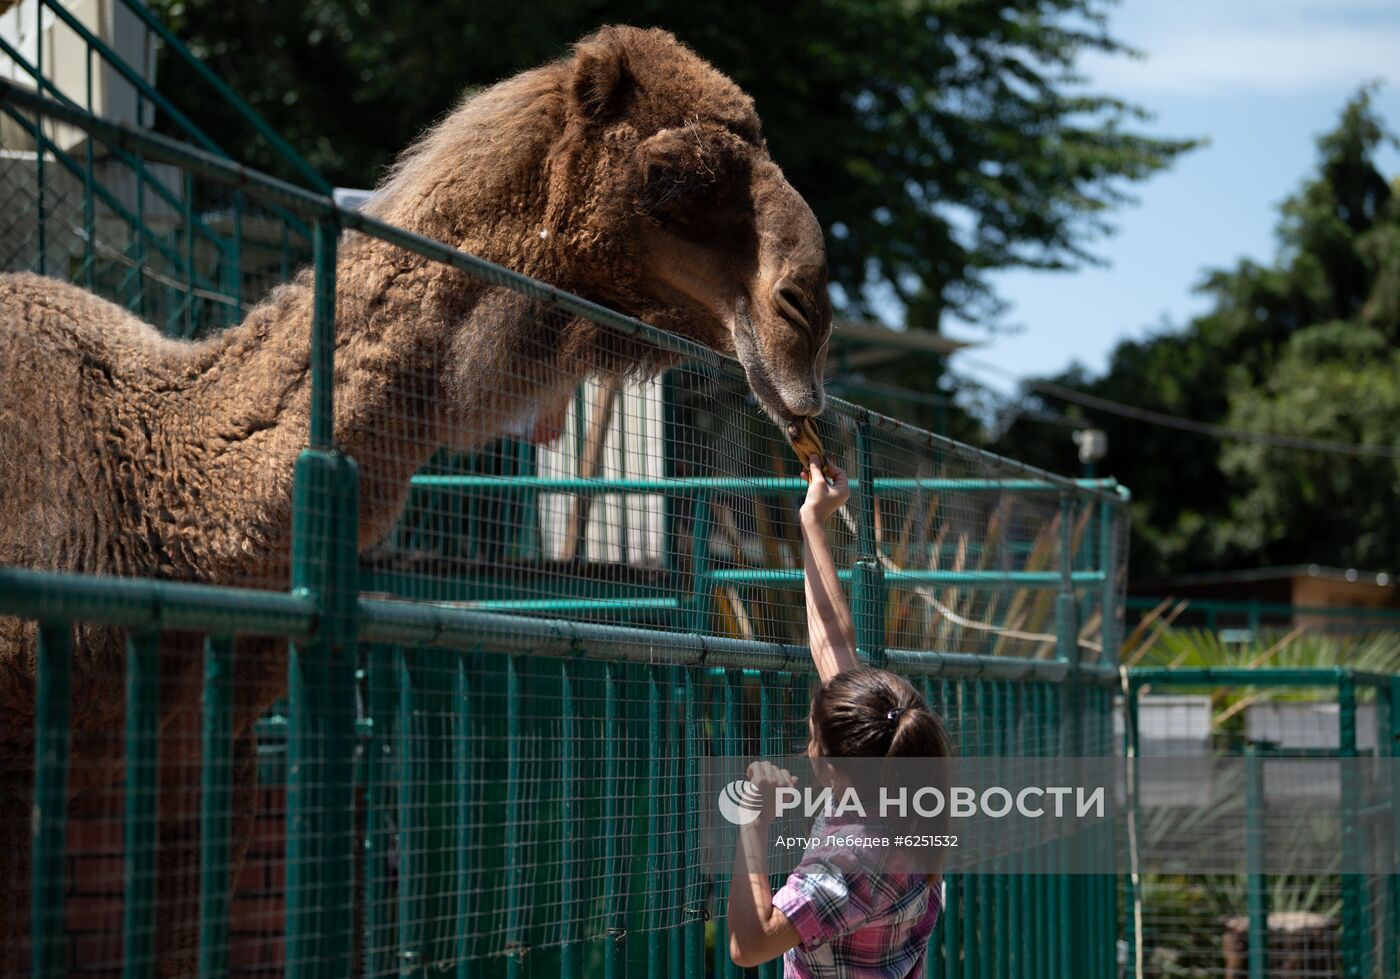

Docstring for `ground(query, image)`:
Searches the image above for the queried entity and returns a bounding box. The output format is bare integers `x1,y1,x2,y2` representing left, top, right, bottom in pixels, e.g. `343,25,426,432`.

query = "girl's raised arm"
799,457,860,685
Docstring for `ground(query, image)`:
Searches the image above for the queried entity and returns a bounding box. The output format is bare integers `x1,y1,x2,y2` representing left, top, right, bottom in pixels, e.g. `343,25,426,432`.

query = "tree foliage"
998,89,1400,578
148,0,1191,328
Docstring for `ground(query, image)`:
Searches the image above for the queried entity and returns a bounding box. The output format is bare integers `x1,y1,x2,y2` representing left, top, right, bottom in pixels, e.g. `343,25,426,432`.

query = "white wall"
0,0,155,151
535,377,667,565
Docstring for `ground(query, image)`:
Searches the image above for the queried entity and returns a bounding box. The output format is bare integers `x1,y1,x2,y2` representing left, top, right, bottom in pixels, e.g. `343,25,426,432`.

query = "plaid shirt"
772,815,941,979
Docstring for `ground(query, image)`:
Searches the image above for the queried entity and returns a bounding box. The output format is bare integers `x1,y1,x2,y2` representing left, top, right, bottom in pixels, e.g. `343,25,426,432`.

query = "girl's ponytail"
809,669,953,761
810,669,955,884
883,702,954,882
885,702,953,761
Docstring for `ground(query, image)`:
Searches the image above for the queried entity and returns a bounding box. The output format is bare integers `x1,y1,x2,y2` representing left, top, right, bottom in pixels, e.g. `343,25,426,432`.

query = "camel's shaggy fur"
0,26,830,975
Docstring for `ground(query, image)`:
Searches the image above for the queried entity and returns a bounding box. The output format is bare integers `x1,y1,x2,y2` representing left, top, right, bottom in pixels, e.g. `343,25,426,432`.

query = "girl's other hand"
800,456,850,523
745,760,798,826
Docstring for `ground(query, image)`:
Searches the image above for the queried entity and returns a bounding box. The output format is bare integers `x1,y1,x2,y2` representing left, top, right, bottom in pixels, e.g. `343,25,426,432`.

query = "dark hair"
809,667,953,761
809,668,955,881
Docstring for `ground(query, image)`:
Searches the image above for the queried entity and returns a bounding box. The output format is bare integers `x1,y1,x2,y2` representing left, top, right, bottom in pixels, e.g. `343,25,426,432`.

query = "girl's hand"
745,760,798,827
799,456,850,524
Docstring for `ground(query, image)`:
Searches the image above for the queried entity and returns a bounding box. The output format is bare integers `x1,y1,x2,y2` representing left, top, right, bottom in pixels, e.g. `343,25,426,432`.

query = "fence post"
1098,495,1120,664
123,629,161,977
1122,675,1142,979
504,656,527,978
1338,672,1367,978
452,648,475,978
1053,491,1086,978
1244,742,1269,979
1095,495,1121,979
32,622,72,979
396,644,454,971
1056,493,1082,752
602,662,624,979
198,636,235,977
364,645,398,978
646,664,667,976
758,672,782,979
683,666,704,979
560,659,580,979
851,418,886,666
1389,677,1400,979
285,217,361,979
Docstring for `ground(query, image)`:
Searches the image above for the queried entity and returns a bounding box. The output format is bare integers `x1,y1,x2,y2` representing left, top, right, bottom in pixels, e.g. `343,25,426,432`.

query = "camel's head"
547,26,831,424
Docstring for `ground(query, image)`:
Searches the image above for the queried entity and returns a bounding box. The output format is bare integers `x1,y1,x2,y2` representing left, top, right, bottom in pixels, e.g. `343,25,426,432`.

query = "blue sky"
949,0,1400,396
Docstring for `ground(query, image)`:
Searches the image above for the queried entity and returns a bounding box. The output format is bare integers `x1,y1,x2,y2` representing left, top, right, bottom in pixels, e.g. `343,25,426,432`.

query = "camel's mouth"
732,309,825,425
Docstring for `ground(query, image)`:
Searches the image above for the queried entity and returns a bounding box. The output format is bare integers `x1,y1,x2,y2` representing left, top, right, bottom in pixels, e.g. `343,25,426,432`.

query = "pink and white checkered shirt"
772,815,942,979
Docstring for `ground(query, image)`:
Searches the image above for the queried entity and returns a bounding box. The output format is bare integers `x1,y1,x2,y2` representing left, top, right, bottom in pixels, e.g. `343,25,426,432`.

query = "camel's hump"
0,271,180,361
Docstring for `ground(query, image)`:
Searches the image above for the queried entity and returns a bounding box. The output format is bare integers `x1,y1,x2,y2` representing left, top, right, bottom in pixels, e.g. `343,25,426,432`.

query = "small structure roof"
827,319,975,373
1139,565,1393,590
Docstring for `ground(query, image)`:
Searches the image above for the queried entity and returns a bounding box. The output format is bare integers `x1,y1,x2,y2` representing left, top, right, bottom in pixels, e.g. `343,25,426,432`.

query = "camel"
0,26,831,975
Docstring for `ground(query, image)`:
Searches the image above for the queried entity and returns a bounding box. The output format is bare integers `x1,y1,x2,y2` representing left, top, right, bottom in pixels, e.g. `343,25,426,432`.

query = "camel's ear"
570,31,634,119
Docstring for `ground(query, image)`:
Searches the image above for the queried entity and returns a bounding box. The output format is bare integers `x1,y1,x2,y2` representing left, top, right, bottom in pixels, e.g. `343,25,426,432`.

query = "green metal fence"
0,76,1136,978
1127,596,1400,638
0,0,320,338
1123,668,1398,978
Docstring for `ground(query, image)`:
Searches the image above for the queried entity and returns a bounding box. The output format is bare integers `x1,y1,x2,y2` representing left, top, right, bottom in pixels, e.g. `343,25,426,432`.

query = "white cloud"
1083,1,1400,95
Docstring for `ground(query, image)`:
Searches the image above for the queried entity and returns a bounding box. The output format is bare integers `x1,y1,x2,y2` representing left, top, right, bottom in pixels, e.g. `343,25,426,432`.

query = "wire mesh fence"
0,69,1140,979
1126,596,1400,641
370,364,1126,661
0,0,320,338
1122,670,1397,979
0,127,310,336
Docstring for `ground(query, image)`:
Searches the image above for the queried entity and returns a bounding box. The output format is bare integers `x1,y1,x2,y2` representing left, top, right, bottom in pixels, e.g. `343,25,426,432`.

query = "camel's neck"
168,72,588,581
364,62,568,268
176,229,576,583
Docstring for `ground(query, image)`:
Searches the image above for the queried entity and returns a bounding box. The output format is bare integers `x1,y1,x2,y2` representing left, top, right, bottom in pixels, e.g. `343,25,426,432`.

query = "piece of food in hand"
786,418,838,480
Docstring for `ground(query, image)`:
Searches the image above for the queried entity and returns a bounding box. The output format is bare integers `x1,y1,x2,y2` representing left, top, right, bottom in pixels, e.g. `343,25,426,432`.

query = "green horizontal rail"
357,598,1123,682
454,597,680,612
0,565,1117,683
0,80,1128,507
1128,594,1400,622
708,568,1105,587
409,475,1123,496
1131,666,1395,689
882,648,1093,682
0,566,316,635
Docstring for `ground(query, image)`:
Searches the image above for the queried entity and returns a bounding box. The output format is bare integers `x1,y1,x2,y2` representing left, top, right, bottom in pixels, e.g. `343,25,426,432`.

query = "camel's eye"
636,129,749,226
725,118,762,147
641,161,701,222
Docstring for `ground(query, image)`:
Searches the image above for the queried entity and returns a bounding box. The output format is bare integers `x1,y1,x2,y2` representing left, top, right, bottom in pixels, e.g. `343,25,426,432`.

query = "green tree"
149,0,1191,329
1219,322,1400,570
998,89,1399,578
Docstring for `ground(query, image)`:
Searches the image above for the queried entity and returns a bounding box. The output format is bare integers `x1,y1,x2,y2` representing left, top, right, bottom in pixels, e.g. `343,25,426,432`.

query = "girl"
727,456,954,978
